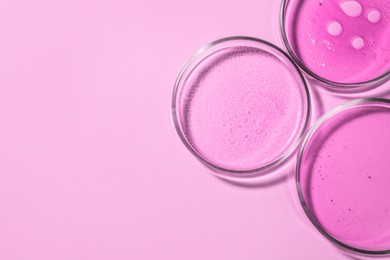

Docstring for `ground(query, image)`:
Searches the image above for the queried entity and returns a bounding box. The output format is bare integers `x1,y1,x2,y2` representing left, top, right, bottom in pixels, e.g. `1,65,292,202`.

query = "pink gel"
284,0,390,84
299,103,390,252
177,46,307,172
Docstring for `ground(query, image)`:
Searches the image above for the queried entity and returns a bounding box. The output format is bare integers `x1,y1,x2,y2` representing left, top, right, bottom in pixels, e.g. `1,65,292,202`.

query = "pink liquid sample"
299,103,390,252
177,46,307,172
285,0,390,84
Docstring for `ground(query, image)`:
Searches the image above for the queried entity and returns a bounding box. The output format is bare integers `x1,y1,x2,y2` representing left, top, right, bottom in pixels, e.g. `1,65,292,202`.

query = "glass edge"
171,36,312,177
296,97,390,255
279,0,390,92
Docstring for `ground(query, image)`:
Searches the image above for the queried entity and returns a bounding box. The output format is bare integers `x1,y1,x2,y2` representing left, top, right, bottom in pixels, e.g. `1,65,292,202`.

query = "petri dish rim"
279,0,390,92
296,97,390,255
172,36,311,177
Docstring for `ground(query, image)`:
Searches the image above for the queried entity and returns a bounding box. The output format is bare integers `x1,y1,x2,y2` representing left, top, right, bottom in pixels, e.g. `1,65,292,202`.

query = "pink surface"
0,0,389,259
300,104,390,252
177,45,306,171
284,0,390,83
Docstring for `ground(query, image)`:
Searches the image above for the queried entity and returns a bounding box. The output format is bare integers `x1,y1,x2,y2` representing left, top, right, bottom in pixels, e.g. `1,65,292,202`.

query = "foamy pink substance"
300,105,390,252
178,47,306,171
285,0,390,83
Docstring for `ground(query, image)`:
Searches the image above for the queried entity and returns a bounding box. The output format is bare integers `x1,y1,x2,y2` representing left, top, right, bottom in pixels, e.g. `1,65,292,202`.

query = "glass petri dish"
172,36,310,176
281,0,390,91
297,98,390,254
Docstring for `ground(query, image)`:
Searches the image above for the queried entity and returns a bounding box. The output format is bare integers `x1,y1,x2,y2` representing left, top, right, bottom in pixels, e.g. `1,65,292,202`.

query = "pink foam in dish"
298,100,390,253
283,0,390,85
173,38,309,174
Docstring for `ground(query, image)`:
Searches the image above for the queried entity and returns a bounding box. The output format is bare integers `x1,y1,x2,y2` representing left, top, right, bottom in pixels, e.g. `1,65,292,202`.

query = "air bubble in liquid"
351,36,364,50
340,0,363,17
327,21,343,36
367,9,381,23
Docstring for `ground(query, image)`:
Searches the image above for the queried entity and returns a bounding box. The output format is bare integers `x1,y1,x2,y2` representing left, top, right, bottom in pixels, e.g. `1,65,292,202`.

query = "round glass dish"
280,0,390,91
297,98,390,254
172,36,310,176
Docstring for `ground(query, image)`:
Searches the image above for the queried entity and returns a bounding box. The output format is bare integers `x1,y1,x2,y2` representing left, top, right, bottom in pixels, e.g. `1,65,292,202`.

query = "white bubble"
367,9,381,23
340,0,362,17
327,21,343,36
351,36,364,50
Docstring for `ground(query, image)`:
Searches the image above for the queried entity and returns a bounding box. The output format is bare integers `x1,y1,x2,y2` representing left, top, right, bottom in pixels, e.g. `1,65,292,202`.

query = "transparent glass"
172,36,310,177
297,98,390,254
280,0,390,92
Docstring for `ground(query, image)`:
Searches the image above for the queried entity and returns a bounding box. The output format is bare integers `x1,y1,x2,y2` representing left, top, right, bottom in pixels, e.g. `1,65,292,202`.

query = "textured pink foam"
300,105,390,252
178,46,306,171
285,0,390,83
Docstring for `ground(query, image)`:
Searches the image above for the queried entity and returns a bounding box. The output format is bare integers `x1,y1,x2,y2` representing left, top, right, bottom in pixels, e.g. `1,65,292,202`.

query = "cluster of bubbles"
326,0,381,50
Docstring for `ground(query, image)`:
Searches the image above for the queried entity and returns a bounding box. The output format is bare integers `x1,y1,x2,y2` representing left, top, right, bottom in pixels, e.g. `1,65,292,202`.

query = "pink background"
0,0,389,259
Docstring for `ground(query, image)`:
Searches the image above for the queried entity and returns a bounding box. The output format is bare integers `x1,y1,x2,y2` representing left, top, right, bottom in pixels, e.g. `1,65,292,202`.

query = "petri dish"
297,98,390,254
281,0,390,90
172,36,310,176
